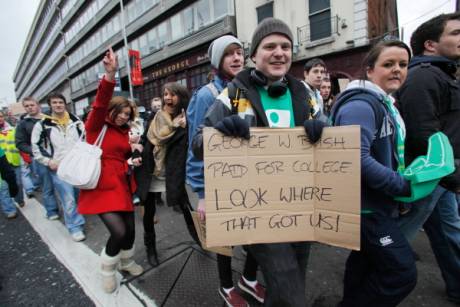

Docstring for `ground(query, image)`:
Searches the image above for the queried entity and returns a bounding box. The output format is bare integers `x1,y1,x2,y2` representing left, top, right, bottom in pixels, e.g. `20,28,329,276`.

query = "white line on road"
19,198,157,307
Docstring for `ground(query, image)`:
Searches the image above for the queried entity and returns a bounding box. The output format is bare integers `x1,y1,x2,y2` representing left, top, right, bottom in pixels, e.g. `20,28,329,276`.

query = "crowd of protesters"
1,11,460,307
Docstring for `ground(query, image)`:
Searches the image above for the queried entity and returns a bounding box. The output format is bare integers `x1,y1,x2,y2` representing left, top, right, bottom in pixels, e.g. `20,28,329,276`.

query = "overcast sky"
0,0,40,106
0,0,456,105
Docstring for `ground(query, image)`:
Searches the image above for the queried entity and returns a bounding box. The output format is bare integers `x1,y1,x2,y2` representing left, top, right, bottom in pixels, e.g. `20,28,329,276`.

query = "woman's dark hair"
108,96,137,124
411,12,460,56
162,82,190,118
362,40,412,80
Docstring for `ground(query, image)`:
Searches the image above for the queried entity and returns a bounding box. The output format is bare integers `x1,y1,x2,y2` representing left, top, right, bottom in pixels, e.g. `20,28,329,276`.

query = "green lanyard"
383,97,405,173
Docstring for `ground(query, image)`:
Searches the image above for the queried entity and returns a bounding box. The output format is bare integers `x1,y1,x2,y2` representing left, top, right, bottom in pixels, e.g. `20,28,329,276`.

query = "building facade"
235,0,398,93
14,0,397,114
13,0,236,114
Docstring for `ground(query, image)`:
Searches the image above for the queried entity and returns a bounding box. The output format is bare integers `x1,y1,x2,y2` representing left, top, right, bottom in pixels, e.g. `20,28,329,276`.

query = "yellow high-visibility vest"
0,129,20,167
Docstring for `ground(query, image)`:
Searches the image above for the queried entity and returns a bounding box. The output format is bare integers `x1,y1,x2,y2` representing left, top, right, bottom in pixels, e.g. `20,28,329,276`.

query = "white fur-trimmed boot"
119,246,143,276
100,248,120,293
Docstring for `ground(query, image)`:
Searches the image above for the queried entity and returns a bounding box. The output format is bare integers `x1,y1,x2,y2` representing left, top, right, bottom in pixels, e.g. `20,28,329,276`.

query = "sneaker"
48,214,59,220
218,287,248,307
6,212,17,219
71,231,86,242
238,277,265,303
15,201,25,208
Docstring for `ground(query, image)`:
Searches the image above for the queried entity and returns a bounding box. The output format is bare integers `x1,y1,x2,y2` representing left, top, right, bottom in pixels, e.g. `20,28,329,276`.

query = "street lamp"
119,0,134,101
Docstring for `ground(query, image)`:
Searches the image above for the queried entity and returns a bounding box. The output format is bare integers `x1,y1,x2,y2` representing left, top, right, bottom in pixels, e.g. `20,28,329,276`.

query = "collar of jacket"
212,74,227,92
409,55,458,75
104,117,130,134
42,112,81,126
232,68,310,126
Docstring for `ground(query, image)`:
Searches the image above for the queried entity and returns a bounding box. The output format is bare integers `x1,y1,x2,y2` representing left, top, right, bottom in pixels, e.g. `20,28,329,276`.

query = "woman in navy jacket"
332,40,416,307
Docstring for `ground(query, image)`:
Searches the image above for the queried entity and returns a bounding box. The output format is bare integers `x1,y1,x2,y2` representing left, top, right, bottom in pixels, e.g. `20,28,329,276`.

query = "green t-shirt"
257,86,295,128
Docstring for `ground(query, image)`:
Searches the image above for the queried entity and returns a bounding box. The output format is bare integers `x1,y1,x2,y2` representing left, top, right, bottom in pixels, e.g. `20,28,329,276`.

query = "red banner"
128,49,143,86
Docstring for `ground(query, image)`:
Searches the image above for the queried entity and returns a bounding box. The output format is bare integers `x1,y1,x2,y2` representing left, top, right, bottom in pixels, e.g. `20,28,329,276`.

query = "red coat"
78,77,136,214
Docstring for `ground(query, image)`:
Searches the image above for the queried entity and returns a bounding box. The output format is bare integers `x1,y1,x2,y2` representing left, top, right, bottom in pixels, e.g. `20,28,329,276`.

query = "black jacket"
192,69,311,159
204,69,311,127
15,116,41,155
135,124,188,207
395,55,460,191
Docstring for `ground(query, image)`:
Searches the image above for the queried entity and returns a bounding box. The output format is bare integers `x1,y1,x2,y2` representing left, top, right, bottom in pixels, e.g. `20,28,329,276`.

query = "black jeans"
247,242,310,307
340,213,417,307
217,248,258,289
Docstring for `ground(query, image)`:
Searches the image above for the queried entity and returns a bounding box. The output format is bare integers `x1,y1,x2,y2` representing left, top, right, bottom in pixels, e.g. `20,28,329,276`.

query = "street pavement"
0,194,458,307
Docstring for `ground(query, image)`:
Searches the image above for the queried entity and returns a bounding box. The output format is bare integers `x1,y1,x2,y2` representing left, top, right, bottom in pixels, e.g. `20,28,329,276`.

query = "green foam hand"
395,132,455,203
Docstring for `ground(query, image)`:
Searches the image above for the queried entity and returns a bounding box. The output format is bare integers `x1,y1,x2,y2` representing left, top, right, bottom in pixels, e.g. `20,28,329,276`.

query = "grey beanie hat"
208,35,243,69
249,18,293,57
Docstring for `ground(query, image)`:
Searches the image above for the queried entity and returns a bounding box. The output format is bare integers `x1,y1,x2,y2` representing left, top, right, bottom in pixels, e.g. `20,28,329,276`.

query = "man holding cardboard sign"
194,18,323,307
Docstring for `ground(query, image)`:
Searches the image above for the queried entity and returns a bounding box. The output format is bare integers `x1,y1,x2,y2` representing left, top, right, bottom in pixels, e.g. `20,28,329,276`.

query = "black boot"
144,232,159,266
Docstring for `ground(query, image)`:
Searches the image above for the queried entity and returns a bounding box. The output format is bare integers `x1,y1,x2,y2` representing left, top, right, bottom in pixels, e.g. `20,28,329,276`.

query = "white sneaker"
72,231,86,242
48,214,59,220
6,212,17,219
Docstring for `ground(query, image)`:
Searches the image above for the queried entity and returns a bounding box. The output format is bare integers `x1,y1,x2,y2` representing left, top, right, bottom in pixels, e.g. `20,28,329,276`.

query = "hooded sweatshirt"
333,80,410,215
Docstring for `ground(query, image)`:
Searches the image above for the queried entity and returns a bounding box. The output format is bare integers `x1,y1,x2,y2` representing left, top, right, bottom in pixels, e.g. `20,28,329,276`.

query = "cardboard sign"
190,211,233,257
203,126,361,250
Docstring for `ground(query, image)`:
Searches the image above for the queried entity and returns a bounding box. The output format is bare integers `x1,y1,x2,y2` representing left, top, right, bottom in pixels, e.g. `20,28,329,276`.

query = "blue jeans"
30,159,42,186
399,185,460,299
48,170,85,234
21,159,40,194
35,162,59,218
0,179,17,215
13,166,24,204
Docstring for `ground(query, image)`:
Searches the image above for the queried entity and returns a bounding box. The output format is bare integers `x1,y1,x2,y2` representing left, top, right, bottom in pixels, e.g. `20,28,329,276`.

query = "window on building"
170,13,182,41
309,0,331,41
256,2,273,23
213,0,228,19
135,0,144,18
157,21,168,47
195,0,210,29
183,7,194,34
138,34,148,57
147,28,158,52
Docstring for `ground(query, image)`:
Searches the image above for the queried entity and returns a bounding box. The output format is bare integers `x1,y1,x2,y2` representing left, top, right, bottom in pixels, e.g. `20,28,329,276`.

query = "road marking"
19,198,156,307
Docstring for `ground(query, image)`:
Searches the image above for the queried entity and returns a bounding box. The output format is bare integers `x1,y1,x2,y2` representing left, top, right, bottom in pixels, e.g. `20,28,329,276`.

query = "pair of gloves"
214,115,326,144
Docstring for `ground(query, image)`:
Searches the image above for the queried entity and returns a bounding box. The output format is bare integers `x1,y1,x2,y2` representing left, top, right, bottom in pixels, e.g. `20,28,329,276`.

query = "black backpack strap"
227,82,240,115
39,120,54,158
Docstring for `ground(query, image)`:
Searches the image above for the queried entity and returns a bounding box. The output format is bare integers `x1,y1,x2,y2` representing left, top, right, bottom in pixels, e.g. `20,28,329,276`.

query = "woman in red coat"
78,48,143,293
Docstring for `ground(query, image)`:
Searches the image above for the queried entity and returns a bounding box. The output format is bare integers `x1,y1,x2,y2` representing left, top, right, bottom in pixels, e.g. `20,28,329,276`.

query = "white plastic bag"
57,125,107,189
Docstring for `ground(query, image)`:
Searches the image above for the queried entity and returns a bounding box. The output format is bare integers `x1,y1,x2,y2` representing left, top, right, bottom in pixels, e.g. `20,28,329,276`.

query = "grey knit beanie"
208,35,243,69
249,18,293,57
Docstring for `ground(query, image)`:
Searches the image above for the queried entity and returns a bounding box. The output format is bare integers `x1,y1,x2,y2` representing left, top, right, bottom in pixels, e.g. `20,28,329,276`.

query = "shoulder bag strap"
94,125,108,148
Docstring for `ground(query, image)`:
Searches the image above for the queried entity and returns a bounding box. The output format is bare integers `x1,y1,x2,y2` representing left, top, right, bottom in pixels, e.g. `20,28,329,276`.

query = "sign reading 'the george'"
203,126,361,250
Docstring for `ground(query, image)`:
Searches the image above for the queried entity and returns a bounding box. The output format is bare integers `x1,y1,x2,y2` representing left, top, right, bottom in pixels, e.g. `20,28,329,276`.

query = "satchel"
57,125,108,189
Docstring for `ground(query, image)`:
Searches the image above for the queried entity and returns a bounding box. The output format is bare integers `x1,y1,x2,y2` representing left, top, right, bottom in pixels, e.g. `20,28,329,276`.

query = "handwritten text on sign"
203,126,361,250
